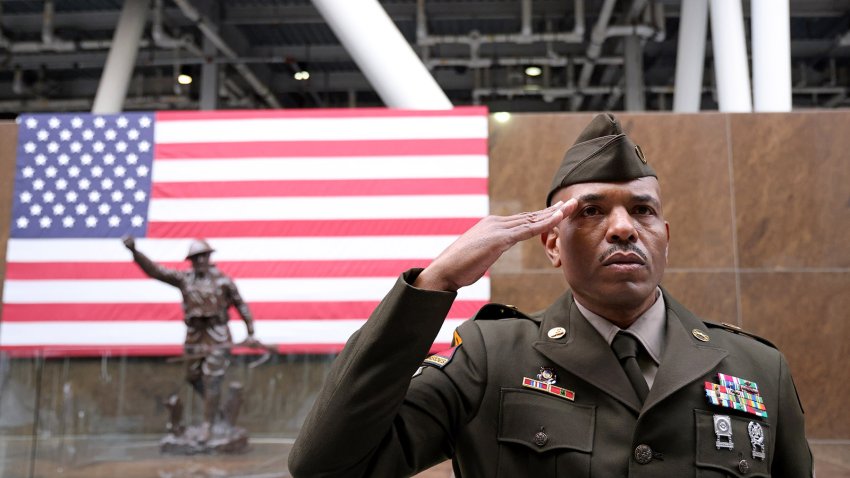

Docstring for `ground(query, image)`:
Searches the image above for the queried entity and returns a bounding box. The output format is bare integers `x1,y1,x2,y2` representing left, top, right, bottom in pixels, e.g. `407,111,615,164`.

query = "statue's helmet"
186,239,215,260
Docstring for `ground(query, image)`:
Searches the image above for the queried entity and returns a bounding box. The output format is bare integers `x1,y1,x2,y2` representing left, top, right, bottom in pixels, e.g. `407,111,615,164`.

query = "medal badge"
522,366,575,401
713,414,734,450
748,421,767,460
704,373,767,418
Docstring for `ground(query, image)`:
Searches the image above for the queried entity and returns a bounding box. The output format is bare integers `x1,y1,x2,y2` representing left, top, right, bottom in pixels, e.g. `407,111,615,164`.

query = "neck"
574,290,658,329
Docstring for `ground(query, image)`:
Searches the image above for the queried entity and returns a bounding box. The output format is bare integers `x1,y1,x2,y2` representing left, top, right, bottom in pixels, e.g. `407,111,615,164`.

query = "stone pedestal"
160,422,249,455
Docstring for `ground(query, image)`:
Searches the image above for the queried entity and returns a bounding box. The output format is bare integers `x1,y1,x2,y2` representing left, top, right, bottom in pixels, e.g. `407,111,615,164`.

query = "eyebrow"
576,193,660,207
631,194,661,207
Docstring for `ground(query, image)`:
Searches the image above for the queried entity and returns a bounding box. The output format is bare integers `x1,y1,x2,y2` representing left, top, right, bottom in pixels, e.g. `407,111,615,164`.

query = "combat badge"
713,414,734,450
748,421,766,460
704,373,768,418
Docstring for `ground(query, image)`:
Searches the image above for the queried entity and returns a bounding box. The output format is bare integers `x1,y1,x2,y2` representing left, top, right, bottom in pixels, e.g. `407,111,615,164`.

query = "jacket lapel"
532,292,643,413
643,289,729,411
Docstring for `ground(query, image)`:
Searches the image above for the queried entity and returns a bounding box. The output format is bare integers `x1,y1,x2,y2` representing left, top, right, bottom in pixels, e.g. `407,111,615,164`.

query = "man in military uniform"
288,114,812,477
123,237,257,442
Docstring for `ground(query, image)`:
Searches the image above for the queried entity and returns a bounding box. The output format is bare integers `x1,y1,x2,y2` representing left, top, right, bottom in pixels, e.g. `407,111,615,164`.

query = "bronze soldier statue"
123,236,257,444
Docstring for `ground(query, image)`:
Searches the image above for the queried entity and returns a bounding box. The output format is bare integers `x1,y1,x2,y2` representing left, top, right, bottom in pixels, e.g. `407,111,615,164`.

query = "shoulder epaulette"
472,303,535,321
704,321,777,349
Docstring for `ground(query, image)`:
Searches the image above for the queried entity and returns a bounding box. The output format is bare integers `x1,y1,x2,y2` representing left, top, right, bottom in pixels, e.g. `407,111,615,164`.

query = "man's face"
543,177,669,315
190,253,212,275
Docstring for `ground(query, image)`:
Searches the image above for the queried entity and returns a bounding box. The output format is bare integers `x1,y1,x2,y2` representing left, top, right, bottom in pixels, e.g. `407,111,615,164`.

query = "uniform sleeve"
772,353,814,477
287,269,487,478
223,276,254,335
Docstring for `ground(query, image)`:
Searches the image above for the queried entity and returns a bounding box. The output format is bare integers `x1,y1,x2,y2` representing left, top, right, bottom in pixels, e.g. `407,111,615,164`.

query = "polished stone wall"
0,113,847,475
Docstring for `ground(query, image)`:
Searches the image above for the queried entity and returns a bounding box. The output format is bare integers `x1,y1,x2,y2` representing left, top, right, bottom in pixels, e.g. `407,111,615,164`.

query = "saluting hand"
414,199,577,292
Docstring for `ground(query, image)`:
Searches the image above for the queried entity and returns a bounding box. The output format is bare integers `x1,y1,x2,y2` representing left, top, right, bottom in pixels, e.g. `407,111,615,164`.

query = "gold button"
692,329,710,342
547,327,566,339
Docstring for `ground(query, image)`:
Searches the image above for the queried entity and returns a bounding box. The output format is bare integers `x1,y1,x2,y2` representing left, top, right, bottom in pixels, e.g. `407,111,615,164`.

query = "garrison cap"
546,113,656,206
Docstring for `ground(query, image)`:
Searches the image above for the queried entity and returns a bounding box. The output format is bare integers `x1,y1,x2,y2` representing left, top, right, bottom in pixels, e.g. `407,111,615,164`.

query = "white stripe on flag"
0,319,465,346
148,195,488,221
6,237,461,262
155,116,488,143
151,155,489,182
3,277,490,303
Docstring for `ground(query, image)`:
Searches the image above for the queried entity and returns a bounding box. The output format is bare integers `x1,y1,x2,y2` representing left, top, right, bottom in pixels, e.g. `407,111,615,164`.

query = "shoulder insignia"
704,321,777,349
423,344,460,369
472,303,535,321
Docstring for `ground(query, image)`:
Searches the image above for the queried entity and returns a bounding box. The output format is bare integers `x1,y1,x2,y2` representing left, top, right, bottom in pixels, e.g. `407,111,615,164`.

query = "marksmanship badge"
714,414,734,450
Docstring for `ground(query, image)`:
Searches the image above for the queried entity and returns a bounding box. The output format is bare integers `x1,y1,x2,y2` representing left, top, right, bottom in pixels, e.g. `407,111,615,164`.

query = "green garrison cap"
546,113,656,206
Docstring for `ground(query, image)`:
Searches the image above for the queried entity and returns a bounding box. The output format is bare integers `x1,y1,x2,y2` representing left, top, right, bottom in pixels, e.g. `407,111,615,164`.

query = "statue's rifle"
165,339,278,369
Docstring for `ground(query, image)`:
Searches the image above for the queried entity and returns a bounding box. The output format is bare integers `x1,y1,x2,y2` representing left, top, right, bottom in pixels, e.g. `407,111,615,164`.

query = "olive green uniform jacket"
289,270,812,477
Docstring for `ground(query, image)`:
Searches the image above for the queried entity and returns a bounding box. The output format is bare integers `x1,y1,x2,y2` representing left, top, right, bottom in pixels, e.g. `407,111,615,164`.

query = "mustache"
598,243,648,263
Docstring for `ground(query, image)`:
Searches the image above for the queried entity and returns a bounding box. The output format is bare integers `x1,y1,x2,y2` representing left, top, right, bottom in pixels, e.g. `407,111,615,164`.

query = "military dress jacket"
288,270,813,478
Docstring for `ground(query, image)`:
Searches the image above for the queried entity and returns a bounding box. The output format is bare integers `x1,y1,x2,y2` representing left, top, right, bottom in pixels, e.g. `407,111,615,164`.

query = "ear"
664,221,670,259
541,226,562,268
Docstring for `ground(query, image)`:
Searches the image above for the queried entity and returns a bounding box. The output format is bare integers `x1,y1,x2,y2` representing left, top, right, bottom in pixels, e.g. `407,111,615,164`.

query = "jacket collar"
532,288,728,414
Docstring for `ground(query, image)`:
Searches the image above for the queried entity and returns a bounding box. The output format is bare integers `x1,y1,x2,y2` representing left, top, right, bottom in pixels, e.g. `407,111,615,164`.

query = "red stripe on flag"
151,178,488,198
154,138,487,159
1,300,486,322
0,342,452,357
156,106,488,121
146,218,480,238
6,259,436,280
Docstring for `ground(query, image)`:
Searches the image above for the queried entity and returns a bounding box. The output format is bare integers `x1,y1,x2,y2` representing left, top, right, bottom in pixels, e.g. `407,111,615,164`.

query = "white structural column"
751,0,791,111
92,0,149,114
673,0,708,112
708,0,752,112
311,0,452,109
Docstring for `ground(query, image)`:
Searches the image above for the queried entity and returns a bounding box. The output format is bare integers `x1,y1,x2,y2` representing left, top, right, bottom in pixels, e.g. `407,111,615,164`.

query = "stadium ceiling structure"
1,0,850,115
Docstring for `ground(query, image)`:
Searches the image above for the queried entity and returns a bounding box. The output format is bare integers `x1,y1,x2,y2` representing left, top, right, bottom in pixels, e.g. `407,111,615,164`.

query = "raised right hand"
122,235,136,251
414,199,577,292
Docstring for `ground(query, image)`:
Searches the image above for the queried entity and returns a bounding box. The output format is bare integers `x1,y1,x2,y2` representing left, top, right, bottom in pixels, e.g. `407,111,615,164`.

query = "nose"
606,207,637,244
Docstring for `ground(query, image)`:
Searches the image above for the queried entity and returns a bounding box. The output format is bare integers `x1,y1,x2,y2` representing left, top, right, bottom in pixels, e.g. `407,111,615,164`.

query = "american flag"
0,108,490,356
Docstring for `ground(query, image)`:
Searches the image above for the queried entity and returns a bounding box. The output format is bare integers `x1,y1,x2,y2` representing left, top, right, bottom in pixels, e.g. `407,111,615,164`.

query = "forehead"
552,177,662,204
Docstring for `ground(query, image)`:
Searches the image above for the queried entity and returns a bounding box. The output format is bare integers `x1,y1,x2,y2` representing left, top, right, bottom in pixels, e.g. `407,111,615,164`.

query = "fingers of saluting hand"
500,199,577,240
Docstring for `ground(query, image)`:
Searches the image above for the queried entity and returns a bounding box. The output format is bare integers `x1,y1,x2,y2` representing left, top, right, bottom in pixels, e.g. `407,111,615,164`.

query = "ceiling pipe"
92,0,150,113
312,0,451,109
751,0,791,111
673,0,708,112
417,0,585,47
709,0,752,112
571,0,617,111
171,0,281,108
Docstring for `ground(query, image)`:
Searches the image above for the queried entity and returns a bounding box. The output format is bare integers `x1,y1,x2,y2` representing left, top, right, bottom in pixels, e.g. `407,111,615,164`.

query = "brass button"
634,444,653,464
547,327,566,339
738,459,750,474
533,427,548,447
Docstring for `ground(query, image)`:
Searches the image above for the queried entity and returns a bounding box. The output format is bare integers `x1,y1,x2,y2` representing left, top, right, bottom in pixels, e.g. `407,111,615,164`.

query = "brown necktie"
612,332,650,404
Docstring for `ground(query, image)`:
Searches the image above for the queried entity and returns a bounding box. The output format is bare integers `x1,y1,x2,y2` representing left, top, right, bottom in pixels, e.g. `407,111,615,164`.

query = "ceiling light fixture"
524,66,543,77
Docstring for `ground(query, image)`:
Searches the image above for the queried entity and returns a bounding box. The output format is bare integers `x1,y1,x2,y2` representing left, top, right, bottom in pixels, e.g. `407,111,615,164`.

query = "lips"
601,252,646,266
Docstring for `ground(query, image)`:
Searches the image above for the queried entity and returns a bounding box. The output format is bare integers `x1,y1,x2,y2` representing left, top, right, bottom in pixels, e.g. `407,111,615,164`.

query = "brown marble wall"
0,113,847,465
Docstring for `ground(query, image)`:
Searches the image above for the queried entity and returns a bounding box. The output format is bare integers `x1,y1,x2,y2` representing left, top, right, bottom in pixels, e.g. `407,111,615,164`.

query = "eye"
581,206,601,217
633,205,654,215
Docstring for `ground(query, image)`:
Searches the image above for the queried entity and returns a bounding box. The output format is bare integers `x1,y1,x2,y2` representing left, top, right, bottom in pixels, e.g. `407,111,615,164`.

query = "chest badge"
523,366,574,401
537,367,557,384
748,421,766,460
704,373,767,418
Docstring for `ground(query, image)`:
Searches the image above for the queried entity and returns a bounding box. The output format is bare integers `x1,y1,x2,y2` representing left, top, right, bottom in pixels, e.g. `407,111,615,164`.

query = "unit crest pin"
537,367,557,385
